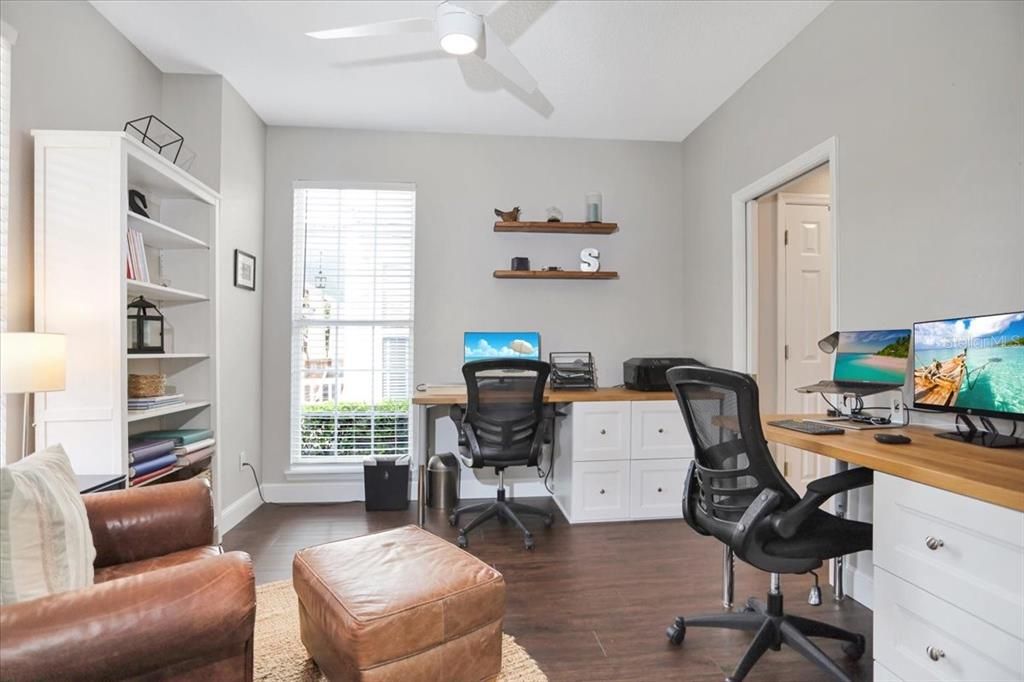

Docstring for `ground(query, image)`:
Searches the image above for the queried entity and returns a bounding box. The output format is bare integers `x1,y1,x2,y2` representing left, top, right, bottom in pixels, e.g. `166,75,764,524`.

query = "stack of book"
126,227,151,282
137,428,215,469
128,438,178,486
127,393,185,412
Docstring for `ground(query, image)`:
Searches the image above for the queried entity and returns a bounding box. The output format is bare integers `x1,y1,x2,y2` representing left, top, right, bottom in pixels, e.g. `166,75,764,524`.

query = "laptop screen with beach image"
833,330,911,384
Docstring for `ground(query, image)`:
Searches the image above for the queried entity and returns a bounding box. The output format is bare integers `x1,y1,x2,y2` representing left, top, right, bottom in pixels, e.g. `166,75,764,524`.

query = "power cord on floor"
243,462,268,503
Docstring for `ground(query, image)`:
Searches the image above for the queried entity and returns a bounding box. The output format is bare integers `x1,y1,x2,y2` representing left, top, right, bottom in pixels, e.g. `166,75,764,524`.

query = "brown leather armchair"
0,479,256,681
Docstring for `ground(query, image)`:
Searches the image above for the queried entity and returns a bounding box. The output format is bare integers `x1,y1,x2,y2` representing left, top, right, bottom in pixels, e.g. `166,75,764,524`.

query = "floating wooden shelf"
128,353,210,361
494,221,618,235
493,270,619,280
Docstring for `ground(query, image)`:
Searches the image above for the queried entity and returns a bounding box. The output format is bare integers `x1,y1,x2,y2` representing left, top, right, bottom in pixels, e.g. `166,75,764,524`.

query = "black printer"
623,357,705,391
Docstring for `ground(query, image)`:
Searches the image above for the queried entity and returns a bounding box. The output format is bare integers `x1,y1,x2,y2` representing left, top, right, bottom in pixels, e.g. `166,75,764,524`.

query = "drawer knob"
657,487,663,493
926,646,945,662
925,536,944,551
600,429,606,435
658,428,664,434
599,488,606,495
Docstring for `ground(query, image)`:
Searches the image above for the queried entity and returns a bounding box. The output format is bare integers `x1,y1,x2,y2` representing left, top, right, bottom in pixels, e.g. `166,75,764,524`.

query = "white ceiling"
92,0,830,142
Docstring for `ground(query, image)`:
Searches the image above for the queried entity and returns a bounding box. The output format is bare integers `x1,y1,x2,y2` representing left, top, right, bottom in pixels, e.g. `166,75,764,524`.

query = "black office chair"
448,359,555,550
664,366,872,682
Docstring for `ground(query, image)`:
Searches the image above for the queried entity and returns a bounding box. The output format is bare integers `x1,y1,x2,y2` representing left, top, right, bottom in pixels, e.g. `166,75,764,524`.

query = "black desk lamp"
818,331,840,354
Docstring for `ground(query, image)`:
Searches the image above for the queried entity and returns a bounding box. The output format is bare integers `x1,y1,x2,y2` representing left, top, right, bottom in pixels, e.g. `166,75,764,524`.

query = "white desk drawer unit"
573,401,631,462
553,400,691,524
631,401,693,460
873,472,1024,680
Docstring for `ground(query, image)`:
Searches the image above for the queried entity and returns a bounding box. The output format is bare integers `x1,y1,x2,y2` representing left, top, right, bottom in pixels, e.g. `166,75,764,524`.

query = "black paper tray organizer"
549,352,597,390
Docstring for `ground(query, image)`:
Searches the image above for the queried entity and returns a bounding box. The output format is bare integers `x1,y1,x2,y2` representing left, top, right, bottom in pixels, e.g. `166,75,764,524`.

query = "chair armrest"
732,488,784,554
770,467,873,539
0,552,254,681
84,478,215,568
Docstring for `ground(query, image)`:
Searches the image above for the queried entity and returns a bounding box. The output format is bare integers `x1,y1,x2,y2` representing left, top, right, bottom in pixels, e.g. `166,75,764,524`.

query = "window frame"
0,21,17,465
289,181,416,466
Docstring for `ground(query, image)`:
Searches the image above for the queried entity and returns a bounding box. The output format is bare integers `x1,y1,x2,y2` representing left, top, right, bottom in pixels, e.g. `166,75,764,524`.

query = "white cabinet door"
572,460,630,522
629,458,688,519
630,401,693,460
874,569,1024,682
572,401,630,462
874,473,1024,638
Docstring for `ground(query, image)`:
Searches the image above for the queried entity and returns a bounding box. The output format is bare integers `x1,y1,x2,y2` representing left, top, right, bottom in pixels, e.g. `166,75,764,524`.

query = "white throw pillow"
0,444,97,605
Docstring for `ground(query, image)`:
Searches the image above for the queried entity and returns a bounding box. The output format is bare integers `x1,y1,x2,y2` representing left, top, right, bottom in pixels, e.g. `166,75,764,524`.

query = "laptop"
798,329,911,395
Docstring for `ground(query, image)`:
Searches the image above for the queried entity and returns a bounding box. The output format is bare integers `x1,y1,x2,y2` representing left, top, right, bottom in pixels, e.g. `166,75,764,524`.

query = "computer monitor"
833,330,911,384
464,331,541,364
913,311,1024,420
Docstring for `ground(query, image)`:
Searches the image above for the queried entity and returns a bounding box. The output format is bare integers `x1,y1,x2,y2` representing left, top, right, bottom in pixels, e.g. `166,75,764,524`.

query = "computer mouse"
875,433,911,445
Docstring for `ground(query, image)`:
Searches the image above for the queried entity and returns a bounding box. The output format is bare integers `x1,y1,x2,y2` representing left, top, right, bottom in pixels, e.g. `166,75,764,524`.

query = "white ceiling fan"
306,1,538,93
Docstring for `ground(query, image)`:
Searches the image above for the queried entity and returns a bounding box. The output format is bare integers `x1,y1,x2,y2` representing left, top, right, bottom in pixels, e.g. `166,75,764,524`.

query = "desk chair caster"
455,530,537,551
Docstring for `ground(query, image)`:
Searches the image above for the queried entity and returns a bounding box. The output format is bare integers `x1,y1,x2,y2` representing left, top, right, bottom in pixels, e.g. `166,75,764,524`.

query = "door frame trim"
731,137,839,372
775,192,831,412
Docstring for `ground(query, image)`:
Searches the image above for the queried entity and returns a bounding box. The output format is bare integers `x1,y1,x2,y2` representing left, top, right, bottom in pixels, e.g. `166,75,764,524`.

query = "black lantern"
127,296,165,354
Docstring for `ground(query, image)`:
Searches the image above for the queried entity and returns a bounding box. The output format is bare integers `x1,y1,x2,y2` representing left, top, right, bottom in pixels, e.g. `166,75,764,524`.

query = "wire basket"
128,373,166,398
549,352,597,390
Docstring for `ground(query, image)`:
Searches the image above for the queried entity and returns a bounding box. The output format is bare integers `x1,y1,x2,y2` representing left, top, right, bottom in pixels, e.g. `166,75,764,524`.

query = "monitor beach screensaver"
464,332,541,362
914,312,1024,415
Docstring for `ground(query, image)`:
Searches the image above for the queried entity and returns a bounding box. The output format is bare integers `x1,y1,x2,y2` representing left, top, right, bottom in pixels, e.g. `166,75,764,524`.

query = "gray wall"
217,81,266,509
676,0,1024,605
679,0,1023,366
262,127,685,485
3,0,163,459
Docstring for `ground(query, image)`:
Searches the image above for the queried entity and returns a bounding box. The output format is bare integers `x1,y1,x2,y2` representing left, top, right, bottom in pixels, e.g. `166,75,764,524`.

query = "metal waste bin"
427,453,460,510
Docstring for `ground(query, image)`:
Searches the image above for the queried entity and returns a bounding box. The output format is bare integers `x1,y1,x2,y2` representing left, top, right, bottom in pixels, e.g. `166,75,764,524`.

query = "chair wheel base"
666,617,686,645
543,514,554,528
448,514,457,527
842,634,866,661
524,536,535,550
456,534,468,549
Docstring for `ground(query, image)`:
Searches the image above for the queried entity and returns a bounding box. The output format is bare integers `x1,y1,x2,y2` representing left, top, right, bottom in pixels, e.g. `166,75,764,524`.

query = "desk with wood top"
412,386,684,525
763,415,1024,512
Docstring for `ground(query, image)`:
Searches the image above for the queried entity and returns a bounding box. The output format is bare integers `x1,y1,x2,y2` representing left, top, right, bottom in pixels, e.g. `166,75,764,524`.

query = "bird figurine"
494,207,520,222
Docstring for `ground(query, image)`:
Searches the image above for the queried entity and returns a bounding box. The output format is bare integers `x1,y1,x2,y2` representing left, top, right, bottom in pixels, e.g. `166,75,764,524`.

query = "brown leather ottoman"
293,525,506,682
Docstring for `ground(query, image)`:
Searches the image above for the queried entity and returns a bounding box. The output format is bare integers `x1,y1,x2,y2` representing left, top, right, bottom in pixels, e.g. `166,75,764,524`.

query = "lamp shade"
817,331,840,355
0,333,66,393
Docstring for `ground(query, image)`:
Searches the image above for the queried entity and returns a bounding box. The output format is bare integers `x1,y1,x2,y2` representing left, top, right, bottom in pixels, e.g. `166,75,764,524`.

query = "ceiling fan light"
436,2,482,55
440,32,478,55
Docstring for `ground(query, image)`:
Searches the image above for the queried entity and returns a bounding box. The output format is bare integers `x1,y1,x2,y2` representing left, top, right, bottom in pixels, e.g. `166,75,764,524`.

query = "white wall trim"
263,474,551,505
844,565,874,610
219,487,263,535
731,137,839,371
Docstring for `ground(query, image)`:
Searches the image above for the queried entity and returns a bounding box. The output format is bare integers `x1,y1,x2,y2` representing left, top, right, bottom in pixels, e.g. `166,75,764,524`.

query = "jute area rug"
254,579,548,682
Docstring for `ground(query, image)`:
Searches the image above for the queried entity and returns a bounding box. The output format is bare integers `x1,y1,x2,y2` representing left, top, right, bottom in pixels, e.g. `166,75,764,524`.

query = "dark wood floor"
224,498,872,682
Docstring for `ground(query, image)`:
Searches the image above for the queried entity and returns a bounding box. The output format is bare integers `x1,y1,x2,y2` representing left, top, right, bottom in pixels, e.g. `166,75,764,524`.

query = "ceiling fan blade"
307,17,434,40
478,18,537,93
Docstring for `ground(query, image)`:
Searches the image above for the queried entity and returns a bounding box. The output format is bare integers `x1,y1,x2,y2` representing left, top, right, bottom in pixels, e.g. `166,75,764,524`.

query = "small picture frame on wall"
234,249,256,291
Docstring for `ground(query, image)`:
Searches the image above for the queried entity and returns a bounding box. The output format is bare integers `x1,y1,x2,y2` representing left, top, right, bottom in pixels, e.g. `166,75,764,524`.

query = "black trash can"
363,455,410,511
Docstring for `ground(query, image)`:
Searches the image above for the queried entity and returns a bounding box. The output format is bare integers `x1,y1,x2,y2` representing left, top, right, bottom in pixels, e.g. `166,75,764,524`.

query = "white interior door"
777,194,833,493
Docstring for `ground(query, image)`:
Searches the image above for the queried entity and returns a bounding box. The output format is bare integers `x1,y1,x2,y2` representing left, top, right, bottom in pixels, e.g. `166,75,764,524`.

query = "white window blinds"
290,184,415,461
0,22,16,465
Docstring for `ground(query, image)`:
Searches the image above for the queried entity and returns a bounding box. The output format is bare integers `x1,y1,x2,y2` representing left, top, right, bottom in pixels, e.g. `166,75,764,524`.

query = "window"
0,22,16,464
291,184,415,462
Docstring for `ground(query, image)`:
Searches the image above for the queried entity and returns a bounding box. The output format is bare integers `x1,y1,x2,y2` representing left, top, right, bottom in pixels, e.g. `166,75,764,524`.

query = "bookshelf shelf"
127,401,211,423
128,211,209,250
493,270,619,280
128,353,209,360
126,279,208,303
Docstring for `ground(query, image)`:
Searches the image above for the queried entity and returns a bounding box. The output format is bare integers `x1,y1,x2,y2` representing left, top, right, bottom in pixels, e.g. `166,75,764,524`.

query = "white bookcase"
32,130,221,516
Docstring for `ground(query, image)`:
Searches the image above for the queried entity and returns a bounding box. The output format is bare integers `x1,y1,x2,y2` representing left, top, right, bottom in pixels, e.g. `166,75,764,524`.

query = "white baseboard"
219,487,263,534
845,565,874,610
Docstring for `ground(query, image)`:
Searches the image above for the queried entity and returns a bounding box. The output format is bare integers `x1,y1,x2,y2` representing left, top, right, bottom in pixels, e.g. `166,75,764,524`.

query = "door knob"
658,428,664,434
600,429,606,435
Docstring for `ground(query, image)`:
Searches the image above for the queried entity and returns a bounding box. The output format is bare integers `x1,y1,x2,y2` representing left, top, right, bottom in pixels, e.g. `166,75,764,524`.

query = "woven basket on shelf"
128,373,166,398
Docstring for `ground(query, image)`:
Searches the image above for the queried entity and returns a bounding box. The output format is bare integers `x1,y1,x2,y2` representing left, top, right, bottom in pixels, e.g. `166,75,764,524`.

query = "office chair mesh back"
463,360,550,459
669,366,797,529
